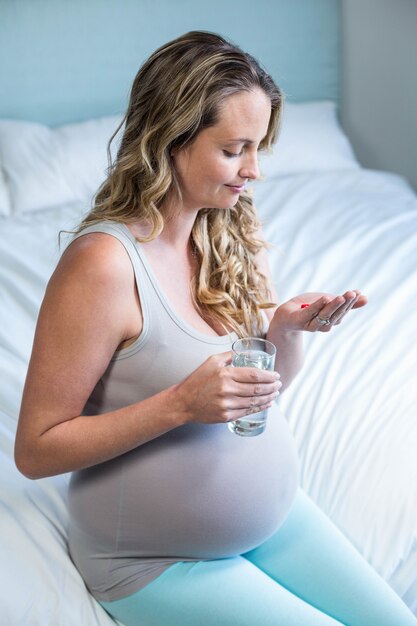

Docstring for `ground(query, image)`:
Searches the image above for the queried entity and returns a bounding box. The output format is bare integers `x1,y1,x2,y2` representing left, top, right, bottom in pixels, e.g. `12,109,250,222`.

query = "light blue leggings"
100,489,417,626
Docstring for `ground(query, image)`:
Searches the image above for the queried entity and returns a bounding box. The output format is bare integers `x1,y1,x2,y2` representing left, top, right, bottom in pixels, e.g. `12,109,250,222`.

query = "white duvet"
1,106,416,623
255,170,417,612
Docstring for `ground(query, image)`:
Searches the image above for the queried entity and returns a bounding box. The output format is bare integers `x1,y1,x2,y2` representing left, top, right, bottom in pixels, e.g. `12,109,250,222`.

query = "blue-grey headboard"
0,0,341,126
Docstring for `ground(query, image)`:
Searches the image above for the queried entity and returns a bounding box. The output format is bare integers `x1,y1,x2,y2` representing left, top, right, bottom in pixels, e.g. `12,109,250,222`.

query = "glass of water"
228,337,276,437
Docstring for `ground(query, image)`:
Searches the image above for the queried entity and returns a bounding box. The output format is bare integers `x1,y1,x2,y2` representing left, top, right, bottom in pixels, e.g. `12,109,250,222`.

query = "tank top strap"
70,220,236,349
70,221,160,355
71,221,151,295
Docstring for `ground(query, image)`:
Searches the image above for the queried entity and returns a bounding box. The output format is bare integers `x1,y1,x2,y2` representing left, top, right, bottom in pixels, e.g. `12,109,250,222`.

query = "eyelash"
223,150,243,158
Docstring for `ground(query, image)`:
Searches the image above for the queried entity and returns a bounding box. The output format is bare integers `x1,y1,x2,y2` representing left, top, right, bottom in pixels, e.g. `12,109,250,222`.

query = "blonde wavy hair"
76,31,283,337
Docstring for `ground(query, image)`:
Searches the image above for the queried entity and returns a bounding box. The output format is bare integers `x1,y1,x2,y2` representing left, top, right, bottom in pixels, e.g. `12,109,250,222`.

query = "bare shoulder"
42,230,139,350
57,231,134,285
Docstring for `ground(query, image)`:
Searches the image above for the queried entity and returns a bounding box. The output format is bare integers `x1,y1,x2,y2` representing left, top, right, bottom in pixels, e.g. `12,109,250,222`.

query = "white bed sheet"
254,169,417,611
0,204,122,626
1,167,416,622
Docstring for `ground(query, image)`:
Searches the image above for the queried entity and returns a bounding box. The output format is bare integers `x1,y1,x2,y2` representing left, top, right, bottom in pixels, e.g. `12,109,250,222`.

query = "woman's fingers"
228,367,281,406
218,361,281,412
306,290,365,331
331,291,359,323
352,294,368,308
234,383,281,408
230,365,279,383
231,380,282,398
180,352,281,425
226,399,275,421
304,296,334,329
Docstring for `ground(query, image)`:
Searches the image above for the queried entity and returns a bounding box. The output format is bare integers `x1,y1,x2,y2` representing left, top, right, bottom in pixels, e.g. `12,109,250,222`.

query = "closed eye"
223,150,243,158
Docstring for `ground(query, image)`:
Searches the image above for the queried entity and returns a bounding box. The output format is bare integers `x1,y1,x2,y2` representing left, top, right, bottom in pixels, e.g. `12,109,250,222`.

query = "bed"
1,1,416,624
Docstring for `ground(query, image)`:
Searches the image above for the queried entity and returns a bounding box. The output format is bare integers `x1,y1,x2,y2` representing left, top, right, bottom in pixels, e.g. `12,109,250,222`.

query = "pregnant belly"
69,406,300,559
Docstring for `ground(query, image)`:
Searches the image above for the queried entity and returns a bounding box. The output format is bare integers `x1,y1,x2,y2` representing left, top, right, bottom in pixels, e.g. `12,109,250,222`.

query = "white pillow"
0,120,74,214
55,116,122,206
259,101,360,178
0,116,122,214
0,165,11,216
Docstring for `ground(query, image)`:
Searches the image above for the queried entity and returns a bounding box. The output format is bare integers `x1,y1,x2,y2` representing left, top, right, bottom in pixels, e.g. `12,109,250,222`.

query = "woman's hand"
172,352,281,425
271,290,368,334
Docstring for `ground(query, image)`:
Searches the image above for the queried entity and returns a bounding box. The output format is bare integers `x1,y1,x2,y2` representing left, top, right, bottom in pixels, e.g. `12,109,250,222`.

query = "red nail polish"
300,303,310,309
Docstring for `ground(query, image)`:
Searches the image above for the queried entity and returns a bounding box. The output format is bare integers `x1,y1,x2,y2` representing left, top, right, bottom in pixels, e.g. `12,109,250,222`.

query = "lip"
225,184,245,193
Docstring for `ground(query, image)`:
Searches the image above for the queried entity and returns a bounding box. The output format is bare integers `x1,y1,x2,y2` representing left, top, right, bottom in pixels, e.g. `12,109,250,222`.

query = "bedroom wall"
0,0,340,125
341,0,417,190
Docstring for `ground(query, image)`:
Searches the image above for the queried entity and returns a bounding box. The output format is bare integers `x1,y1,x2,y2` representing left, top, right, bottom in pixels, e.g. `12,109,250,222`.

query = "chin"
207,203,236,211
209,197,240,210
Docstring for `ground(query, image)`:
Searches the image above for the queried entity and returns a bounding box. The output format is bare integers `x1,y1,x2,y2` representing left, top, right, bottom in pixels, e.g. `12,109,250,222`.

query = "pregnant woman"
15,31,417,626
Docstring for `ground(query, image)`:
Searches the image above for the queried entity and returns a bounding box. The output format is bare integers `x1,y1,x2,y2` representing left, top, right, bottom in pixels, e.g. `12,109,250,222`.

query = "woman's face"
171,88,272,212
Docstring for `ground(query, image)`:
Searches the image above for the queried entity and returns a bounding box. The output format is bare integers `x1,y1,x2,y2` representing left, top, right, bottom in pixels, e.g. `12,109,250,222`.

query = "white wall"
341,0,417,190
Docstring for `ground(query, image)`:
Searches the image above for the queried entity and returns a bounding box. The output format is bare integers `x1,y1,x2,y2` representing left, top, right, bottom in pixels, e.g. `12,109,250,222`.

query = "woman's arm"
15,232,176,478
15,233,280,479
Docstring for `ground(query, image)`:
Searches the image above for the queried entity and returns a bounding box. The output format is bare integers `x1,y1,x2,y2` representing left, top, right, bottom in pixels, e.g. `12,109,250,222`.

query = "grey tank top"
67,221,300,602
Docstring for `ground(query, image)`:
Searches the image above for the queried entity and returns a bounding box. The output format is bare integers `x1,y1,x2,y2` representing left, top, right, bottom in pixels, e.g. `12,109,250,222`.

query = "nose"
239,152,260,181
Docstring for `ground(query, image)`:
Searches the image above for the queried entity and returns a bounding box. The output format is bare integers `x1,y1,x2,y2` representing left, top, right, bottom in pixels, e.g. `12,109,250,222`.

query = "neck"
157,195,200,253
